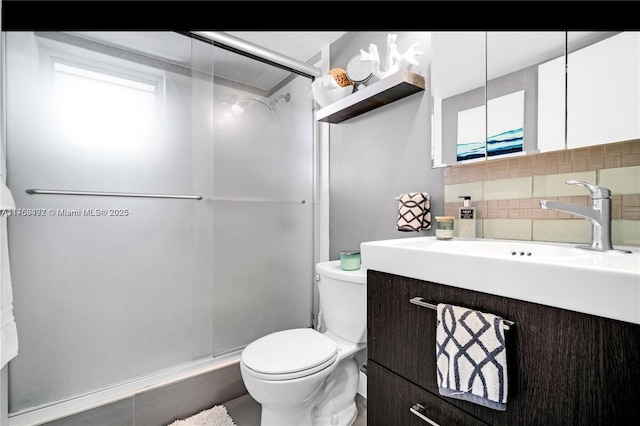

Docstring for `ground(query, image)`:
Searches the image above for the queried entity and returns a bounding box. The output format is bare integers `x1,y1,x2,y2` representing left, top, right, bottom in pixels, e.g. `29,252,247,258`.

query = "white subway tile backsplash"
444,140,640,246
599,166,640,194
483,177,532,200
483,219,532,240
532,171,597,197
613,219,640,246
532,219,590,244
444,182,483,203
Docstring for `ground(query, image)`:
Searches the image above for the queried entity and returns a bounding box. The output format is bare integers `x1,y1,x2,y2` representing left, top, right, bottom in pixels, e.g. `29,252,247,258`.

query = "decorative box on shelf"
315,68,425,124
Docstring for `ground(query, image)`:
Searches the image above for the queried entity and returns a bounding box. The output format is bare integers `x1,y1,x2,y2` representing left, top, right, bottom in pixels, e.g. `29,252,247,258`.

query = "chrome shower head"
269,92,291,109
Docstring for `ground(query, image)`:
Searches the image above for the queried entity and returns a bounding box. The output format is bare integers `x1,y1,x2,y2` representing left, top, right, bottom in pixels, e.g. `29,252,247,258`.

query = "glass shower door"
4,31,210,413
5,31,315,415
211,72,315,352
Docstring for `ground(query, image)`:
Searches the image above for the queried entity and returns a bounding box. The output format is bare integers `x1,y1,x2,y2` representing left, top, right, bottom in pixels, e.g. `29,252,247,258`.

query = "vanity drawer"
367,269,521,400
367,269,640,425
368,360,489,426
367,270,440,392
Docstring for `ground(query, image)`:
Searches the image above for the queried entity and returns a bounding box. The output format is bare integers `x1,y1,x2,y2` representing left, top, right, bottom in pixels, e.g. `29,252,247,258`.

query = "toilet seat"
241,328,338,381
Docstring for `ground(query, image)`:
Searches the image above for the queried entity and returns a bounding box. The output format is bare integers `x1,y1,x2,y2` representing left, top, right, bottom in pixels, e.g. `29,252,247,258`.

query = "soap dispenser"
457,196,477,238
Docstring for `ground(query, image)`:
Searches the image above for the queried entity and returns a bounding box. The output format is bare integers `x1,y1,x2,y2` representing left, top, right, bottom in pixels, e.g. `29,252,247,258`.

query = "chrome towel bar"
410,403,440,425
212,198,306,204
26,189,306,204
26,189,203,200
395,194,431,200
410,296,514,330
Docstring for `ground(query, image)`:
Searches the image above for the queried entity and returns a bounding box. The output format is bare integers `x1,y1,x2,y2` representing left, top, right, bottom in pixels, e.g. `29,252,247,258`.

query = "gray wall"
327,32,443,260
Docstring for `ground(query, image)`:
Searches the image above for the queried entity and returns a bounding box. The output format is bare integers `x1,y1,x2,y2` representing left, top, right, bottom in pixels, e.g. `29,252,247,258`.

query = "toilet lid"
242,328,338,375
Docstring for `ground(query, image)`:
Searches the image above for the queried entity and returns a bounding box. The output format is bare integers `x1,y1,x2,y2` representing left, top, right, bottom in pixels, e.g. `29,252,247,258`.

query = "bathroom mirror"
486,31,566,158
431,31,638,169
431,32,485,167
432,31,567,168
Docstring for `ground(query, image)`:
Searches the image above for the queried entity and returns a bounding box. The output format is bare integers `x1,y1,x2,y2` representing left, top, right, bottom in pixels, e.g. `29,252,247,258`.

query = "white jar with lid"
435,216,455,240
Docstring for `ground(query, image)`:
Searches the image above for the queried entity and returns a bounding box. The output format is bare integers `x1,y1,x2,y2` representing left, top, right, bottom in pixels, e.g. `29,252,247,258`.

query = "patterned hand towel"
435,303,508,411
396,192,431,232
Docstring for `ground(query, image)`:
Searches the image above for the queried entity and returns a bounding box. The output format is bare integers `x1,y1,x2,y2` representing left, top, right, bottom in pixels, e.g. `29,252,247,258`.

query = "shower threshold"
7,350,243,426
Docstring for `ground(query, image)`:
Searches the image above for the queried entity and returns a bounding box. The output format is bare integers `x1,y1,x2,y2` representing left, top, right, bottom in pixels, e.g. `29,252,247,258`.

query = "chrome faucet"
539,180,630,253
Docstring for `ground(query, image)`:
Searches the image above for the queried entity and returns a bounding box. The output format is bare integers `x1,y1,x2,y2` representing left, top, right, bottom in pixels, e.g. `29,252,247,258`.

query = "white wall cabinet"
537,55,566,153
567,32,640,149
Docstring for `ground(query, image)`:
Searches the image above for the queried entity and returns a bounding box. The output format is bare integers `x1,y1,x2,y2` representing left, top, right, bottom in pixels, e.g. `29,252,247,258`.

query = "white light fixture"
231,103,245,116
223,93,291,117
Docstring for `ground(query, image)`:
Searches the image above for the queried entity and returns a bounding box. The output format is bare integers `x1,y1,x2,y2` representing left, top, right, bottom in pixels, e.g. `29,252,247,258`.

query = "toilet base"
311,356,361,426
260,402,317,426
260,399,358,426
313,401,357,426
254,353,363,426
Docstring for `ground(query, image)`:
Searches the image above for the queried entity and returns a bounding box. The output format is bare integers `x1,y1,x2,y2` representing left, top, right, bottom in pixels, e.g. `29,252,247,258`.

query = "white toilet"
240,260,367,426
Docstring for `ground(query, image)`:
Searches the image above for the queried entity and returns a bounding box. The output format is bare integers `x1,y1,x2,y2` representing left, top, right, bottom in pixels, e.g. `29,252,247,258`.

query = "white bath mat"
167,405,237,426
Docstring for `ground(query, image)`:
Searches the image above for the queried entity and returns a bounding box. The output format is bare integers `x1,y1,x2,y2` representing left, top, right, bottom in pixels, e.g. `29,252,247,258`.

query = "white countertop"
361,237,640,325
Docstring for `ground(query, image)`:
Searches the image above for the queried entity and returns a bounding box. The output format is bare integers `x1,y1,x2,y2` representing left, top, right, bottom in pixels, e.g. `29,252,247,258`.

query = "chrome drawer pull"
409,296,437,310
409,296,514,331
410,403,440,426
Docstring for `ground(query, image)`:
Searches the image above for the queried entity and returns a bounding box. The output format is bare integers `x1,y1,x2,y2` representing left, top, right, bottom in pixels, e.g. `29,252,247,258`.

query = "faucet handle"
565,180,611,199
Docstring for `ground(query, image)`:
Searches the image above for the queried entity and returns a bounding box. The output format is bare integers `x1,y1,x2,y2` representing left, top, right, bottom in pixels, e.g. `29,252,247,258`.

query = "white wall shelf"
315,69,426,124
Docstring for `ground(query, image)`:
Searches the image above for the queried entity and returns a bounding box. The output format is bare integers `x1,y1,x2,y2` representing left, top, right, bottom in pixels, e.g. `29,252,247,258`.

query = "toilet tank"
316,260,367,344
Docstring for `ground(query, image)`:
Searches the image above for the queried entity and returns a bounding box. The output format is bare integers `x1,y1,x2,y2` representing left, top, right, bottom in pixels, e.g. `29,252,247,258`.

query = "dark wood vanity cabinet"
367,270,640,426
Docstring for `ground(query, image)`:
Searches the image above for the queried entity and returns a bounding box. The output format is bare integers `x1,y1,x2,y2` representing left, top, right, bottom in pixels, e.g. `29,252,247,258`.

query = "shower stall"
2,31,317,419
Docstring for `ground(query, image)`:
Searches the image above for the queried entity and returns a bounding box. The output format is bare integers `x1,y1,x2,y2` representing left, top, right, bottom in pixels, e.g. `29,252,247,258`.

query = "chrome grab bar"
410,297,514,331
410,403,440,426
26,189,202,200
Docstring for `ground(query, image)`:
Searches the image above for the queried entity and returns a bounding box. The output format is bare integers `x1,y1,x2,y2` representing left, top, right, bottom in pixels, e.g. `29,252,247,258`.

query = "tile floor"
225,393,367,425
